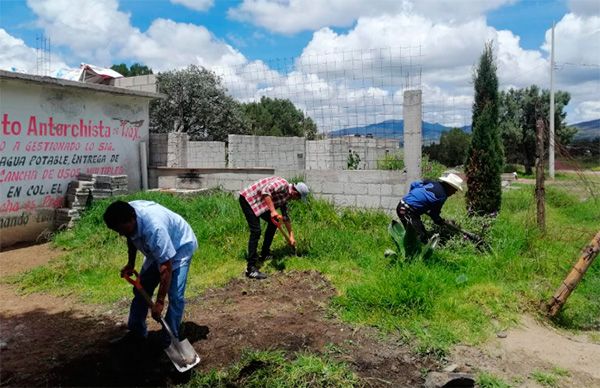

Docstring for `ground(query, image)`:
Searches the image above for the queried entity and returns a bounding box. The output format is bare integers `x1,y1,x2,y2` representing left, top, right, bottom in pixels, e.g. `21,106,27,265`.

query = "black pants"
396,201,428,244
239,195,277,269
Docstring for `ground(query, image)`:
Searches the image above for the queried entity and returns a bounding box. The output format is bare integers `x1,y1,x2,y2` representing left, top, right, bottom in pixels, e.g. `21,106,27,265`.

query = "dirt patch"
186,270,429,386
449,315,600,387
0,244,430,387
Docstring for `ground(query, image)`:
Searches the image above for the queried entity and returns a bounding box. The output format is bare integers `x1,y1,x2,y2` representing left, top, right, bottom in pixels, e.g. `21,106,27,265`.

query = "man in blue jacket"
103,200,198,347
396,173,463,244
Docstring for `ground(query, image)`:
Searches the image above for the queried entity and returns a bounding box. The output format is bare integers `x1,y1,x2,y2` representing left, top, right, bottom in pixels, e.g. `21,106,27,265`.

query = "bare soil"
449,315,600,387
2,243,598,387
0,243,430,387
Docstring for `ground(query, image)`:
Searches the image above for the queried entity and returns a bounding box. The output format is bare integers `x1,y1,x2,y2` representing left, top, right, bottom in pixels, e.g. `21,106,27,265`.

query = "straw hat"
439,173,463,191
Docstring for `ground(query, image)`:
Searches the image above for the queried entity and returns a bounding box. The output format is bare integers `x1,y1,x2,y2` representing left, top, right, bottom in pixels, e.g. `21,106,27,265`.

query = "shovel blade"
164,338,201,373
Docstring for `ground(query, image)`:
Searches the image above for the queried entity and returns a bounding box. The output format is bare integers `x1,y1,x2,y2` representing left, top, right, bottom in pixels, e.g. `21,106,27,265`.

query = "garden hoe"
271,216,296,254
124,271,200,373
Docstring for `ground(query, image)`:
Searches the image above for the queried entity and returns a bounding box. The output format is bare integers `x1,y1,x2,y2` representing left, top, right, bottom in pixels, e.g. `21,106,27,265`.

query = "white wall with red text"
0,77,150,247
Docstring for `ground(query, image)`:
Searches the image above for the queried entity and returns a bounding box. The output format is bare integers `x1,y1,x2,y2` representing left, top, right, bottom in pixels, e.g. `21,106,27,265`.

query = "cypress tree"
465,42,504,215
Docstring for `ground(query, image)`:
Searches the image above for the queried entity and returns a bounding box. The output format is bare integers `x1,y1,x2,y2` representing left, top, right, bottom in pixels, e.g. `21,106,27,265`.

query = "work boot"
246,267,267,280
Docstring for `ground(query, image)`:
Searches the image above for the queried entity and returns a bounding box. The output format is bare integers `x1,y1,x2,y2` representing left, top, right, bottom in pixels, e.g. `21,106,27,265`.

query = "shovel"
124,271,201,373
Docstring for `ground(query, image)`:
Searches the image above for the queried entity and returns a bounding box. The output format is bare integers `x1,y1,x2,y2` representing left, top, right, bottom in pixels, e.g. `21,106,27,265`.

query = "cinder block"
334,194,356,207
392,184,407,196
344,182,368,195
380,196,398,211
356,195,380,208
380,184,393,196
322,181,342,194
367,185,381,196
158,175,176,188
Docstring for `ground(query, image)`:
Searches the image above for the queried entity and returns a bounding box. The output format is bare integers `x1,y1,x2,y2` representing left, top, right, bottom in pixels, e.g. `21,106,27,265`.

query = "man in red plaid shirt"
239,176,309,279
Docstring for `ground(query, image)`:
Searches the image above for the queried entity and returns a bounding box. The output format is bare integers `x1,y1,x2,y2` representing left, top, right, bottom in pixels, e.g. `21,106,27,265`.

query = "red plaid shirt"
240,176,291,218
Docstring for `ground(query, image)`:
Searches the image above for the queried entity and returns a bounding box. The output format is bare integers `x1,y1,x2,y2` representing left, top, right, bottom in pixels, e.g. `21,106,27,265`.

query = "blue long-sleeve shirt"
128,200,198,272
402,180,448,224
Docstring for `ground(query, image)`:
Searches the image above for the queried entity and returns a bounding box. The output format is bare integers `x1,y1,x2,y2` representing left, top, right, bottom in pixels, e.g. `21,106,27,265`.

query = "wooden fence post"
546,230,600,317
535,118,545,231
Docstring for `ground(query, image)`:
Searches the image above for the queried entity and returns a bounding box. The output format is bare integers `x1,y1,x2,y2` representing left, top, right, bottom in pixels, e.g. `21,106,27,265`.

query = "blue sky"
1,0,599,127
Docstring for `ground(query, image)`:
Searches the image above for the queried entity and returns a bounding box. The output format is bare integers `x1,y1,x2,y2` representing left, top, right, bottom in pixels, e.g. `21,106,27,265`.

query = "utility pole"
549,23,556,179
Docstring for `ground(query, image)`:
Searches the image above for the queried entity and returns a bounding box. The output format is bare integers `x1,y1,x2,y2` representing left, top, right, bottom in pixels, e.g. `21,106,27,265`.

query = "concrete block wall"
149,134,168,166
306,137,401,170
150,167,406,214
302,170,406,213
113,74,158,93
228,135,306,170
187,141,226,168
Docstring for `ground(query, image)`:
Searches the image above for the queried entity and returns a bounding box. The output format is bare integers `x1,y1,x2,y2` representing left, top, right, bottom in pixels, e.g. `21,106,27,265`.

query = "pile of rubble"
54,174,128,229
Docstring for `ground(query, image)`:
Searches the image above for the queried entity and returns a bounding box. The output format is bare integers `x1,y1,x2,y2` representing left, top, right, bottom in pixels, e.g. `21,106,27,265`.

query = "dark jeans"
239,195,277,269
396,201,428,244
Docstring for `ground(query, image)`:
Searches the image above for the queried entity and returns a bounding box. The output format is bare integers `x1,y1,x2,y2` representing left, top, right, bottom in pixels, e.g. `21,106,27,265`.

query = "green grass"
478,372,511,388
9,181,600,358
531,370,560,387
183,349,359,387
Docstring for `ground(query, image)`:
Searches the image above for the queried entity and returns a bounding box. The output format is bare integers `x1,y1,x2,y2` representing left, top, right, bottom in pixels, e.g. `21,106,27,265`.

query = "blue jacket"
402,180,448,224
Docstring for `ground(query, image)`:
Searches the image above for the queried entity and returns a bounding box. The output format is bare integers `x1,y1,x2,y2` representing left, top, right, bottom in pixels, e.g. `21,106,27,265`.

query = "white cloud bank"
0,0,597,126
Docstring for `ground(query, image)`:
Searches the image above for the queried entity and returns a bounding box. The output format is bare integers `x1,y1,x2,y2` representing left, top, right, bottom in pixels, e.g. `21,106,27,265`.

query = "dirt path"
0,243,429,387
450,315,600,387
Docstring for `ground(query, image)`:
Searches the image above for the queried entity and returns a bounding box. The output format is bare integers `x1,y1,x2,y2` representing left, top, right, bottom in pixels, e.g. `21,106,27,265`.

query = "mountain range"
329,118,598,143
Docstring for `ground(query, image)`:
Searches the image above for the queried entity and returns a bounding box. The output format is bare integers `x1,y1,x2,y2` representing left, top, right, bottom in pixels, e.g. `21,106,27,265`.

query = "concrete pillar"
403,90,422,182
166,132,188,167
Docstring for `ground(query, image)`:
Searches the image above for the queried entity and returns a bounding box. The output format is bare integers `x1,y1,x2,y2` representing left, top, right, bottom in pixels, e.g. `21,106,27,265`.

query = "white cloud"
122,19,246,71
574,99,600,122
0,29,39,73
228,0,513,34
170,0,213,12
540,13,600,123
25,0,248,72
0,28,68,74
568,0,600,16
27,0,134,66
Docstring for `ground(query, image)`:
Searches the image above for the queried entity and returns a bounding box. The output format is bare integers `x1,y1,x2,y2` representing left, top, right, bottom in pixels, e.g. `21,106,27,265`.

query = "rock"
443,363,459,373
424,372,475,388
496,331,508,338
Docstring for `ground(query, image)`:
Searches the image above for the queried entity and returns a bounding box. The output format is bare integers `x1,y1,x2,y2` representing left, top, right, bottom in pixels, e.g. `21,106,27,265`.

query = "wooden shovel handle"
123,270,155,308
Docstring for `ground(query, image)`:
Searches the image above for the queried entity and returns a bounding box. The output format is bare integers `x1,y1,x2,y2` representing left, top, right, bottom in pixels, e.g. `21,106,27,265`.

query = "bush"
422,155,447,180
377,151,405,170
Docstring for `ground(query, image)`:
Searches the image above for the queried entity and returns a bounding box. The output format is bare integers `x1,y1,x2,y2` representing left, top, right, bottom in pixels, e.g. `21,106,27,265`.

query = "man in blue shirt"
103,200,198,347
396,173,463,244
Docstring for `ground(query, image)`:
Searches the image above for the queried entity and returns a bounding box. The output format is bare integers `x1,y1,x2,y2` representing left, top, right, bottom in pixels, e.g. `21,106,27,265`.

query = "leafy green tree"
241,96,318,139
465,43,503,215
499,86,573,174
424,128,472,167
150,65,248,141
111,63,153,77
